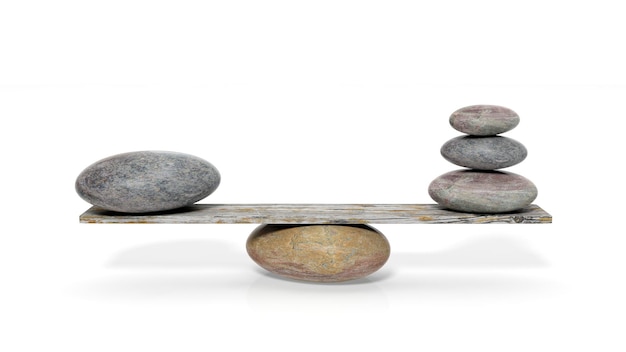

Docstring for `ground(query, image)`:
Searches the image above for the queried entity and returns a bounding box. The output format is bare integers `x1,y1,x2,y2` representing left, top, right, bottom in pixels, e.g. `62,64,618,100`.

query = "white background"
1,1,625,351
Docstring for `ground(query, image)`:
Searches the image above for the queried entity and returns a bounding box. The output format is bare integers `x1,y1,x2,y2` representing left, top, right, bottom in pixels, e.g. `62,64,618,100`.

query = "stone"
75,151,220,213
246,224,390,282
441,135,527,170
428,169,538,213
450,105,520,136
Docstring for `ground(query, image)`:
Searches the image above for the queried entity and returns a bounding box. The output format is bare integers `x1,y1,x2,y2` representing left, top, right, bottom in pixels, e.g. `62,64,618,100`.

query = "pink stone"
429,169,538,213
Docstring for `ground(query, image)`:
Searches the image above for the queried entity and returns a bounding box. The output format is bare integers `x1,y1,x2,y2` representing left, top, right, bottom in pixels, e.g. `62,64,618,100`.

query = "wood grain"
79,204,552,224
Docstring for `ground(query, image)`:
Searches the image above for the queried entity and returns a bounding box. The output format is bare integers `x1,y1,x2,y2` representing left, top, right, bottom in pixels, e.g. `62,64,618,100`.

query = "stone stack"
428,105,538,213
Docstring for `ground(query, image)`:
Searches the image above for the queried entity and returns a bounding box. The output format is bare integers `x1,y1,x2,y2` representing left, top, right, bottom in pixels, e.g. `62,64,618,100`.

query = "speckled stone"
428,169,538,213
246,224,390,282
75,151,220,213
450,105,520,136
441,135,527,170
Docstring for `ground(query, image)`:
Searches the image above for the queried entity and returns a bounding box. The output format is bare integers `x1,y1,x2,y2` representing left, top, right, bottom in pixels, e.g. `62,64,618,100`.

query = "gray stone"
450,105,520,136
441,135,527,170
428,169,538,213
76,151,220,213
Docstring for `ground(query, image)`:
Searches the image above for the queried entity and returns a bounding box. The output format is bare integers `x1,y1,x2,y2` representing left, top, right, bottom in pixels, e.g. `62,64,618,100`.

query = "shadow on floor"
106,239,247,269
391,235,549,269
106,235,548,270
75,236,553,303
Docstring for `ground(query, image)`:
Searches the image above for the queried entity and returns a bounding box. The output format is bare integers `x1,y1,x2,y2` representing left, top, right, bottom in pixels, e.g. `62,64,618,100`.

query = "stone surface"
428,169,538,213
75,151,220,213
246,224,390,282
450,105,520,136
441,135,527,170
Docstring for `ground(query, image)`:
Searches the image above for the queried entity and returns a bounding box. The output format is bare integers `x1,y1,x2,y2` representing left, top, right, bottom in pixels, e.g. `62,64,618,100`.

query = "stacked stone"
428,105,538,213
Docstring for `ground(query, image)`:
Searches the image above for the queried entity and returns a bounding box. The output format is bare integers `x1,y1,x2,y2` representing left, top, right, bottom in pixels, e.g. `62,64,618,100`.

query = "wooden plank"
79,204,552,224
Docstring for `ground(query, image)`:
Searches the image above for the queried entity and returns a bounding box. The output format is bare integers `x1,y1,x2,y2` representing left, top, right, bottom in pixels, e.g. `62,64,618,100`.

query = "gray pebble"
428,169,538,213
441,135,527,170
450,105,520,136
76,151,220,213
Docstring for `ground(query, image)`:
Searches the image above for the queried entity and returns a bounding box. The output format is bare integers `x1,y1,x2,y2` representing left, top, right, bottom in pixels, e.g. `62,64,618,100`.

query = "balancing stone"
449,105,520,136
441,135,527,170
246,224,390,282
75,151,220,213
428,169,538,213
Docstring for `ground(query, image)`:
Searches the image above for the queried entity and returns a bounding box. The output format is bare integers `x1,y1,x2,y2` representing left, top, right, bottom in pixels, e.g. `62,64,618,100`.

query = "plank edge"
79,203,552,225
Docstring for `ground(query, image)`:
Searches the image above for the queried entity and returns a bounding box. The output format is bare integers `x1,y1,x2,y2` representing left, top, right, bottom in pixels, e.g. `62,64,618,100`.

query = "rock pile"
429,105,538,213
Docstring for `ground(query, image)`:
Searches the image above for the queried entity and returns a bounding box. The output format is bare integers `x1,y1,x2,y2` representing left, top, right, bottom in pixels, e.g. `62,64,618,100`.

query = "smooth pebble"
441,135,527,170
76,151,220,213
450,105,520,136
246,224,390,282
428,169,538,213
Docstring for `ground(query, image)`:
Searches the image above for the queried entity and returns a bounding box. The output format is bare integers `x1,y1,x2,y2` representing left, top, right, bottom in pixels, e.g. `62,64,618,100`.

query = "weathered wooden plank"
79,204,552,224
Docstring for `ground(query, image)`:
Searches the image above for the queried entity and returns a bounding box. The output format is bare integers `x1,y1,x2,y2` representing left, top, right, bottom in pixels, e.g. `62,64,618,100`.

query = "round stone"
428,169,538,213
450,105,520,136
441,135,527,170
246,224,390,282
75,151,220,213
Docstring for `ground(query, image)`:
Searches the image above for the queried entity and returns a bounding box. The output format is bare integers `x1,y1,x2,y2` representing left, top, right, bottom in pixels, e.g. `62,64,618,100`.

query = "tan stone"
246,224,390,282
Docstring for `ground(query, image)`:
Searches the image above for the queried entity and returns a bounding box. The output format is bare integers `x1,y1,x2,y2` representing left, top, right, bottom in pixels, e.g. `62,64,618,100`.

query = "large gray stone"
76,151,220,213
428,169,538,213
450,105,520,136
441,135,527,170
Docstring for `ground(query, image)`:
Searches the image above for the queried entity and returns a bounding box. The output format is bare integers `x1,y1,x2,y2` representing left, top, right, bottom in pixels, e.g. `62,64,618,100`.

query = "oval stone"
75,151,220,213
441,135,527,170
246,224,390,282
428,169,538,213
450,105,520,136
